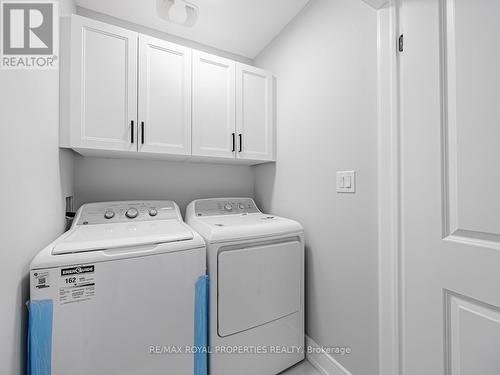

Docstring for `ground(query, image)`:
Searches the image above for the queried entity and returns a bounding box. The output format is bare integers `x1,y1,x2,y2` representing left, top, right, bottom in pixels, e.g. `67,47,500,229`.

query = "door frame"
377,1,402,375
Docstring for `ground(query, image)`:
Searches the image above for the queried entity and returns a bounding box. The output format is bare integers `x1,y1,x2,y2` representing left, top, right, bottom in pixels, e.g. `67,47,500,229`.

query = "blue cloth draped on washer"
27,300,53,375
194,274,209,375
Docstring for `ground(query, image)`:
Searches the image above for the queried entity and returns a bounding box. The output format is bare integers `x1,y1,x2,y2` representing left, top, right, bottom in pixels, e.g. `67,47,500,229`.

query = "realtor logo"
1,1,59,69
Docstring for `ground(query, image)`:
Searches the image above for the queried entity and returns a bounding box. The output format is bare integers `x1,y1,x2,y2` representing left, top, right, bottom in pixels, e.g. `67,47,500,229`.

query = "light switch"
344,176,352,188
336,171,356,193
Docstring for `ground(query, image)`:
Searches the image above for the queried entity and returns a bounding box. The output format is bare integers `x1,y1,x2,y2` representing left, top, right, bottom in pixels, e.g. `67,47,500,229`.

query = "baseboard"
305,336,353,375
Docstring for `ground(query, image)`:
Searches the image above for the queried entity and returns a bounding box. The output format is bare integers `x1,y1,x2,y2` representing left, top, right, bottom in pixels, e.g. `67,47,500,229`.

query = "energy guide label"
59,265,96,305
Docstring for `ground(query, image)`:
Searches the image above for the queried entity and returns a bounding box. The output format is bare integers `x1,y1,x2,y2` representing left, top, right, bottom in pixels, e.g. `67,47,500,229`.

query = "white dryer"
185,198,304,375
29,201,207,375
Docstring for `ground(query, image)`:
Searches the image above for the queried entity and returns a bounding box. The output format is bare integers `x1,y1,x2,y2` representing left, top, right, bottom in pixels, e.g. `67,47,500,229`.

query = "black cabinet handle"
130,121,134,143
141,122,145,144
238,134,242,152
232,133,235,152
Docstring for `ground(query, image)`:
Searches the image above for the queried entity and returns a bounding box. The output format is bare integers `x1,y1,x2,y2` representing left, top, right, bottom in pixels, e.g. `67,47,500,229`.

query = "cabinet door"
70,15,138,151
192,51,236,159
138,35,192,155
236,64,274,161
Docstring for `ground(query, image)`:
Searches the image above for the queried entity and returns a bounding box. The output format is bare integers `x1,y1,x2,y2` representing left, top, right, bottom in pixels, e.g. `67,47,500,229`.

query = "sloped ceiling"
76,0,311,59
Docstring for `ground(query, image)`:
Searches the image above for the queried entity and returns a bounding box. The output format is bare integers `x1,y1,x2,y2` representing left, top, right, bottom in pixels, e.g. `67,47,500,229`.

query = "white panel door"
192,51,236,159
400,1,500,374
236,64,274,161
71,15,137,151
138,35,192,155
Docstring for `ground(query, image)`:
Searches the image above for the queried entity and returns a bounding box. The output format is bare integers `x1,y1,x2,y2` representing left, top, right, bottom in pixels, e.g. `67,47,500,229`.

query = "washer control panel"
194,198,260,217
75,201,180,225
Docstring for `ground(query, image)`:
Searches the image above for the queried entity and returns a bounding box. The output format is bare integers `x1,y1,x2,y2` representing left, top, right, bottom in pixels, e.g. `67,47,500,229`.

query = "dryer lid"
187,213,303,243
52,220,194,255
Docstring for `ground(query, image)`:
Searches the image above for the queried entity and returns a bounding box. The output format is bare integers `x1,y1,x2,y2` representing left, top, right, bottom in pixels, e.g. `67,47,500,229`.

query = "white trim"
305,336,352,375
377,1,402,375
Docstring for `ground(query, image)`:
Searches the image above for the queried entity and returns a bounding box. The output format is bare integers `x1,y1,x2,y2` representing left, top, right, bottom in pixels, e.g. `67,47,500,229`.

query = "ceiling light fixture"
157,0,199,27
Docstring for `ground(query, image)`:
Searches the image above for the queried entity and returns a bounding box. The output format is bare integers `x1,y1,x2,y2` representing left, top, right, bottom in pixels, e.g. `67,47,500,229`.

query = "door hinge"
398,34,404,52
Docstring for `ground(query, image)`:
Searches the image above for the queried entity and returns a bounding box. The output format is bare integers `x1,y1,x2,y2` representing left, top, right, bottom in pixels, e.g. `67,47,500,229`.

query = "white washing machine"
185,198,304,375
29,201,207,375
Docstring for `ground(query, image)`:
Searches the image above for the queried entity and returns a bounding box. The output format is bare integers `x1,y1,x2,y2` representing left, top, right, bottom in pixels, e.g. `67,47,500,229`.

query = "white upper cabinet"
192,51,236,159
62,15,138,152
138,35,192,156
236,64,275,161
61,15,275,165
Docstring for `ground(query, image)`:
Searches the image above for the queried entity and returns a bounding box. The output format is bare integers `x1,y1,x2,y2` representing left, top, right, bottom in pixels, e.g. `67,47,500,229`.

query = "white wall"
0,1,378,373
253,1,379,374
73,157,255,214
0,2,76,374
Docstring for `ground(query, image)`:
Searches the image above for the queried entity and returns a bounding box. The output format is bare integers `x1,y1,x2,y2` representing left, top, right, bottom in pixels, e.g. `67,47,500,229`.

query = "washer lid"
187,213,303,243
52,220,194,255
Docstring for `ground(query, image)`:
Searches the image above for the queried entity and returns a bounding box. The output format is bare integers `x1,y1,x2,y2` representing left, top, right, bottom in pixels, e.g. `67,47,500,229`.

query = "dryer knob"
149,208,158,217
104,210,115,219
224,203,233,212
125,208,139,219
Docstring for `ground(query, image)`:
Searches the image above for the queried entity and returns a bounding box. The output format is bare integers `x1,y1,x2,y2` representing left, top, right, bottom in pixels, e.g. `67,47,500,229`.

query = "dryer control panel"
75,201,181,225
193,198,260,217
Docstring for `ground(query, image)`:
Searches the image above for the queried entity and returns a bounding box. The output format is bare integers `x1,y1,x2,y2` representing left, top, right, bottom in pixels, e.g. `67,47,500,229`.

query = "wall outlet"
65,196,74,213
336,171,356,193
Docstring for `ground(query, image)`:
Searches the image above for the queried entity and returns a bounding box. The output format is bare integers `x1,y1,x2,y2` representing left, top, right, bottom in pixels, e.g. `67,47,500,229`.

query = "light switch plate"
336,171,356,193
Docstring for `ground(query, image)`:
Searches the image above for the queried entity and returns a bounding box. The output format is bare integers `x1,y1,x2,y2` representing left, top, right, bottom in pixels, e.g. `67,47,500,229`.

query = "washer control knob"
104,210,115,219
149,208,158,217
238,203,245,210
224,203,233,212
125,208,139,219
